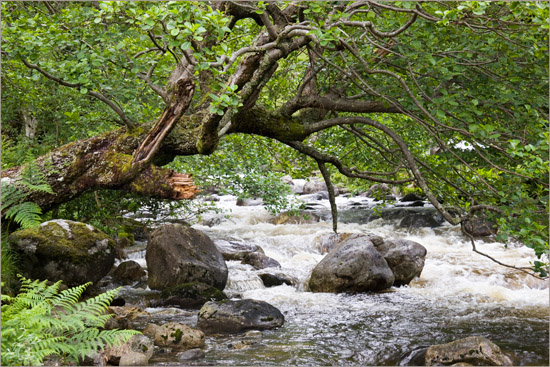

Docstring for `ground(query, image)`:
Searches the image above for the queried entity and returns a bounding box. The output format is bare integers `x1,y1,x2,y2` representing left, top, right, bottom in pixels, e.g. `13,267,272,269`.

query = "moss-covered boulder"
146,224,227,290
156,282,228,309
8,219,115,286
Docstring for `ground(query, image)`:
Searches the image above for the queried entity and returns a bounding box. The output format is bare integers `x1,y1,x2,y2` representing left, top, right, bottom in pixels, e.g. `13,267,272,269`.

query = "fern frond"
4,202,43,229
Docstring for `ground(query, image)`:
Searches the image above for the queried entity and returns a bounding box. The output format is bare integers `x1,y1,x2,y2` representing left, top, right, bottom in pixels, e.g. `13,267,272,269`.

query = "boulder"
302,178,328,194
236,197,264,206
241,252,281,270
112,260,146,285
425,336,513,366
258,272,295,287
463,217,497,237
374,239,427,286
119,352,149,366
177,348,205,361
101,334,154,366
143,322,205,350
157,282,228,309
214,239,264,261
197,299,284,334
272,211,321,225
361,183,394,199
399,212,443,228
104,306,150,330
308,234,394,293
8,219,115,287
400,192,425,202
314,232,383,254
146,224,227,290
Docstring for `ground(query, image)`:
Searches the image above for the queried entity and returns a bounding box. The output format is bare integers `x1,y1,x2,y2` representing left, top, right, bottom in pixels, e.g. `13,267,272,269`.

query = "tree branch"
20,58,135,128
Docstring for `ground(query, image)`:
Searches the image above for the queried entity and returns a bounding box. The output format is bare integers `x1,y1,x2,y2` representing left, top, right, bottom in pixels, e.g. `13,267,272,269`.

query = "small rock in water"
258,272,294,287
228,340,255,350
118,351,149,366
177,348,205,361
244,330,263,338
401,192,425,202
143,322,205,350
241,252,281,270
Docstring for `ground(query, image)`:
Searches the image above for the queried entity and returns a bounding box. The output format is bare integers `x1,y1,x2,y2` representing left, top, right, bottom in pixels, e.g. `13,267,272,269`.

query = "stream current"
120,193,549,366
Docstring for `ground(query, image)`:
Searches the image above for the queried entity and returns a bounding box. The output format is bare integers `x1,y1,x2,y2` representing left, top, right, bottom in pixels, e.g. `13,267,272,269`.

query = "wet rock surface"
241,252,281,270
156,282,228,309
101,334,154,366
112,260,146,285
214,239,264,261
309,234,395,293
374,239,427,286
463,217,498,237
146,224,227,290
425,336,513,366
197,299,285,334
8,219,115,286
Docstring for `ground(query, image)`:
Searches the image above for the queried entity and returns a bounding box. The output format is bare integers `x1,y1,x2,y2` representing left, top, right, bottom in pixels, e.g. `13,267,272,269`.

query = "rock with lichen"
8,219,115,286
143,322,205,350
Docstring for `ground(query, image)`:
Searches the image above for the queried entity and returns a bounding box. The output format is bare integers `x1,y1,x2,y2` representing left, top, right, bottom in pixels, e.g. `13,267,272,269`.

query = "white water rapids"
125,193,549,365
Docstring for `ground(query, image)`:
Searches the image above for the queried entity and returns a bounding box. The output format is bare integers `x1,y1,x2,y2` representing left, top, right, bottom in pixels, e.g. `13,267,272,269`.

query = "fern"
1,156,54,230
1,276,139,366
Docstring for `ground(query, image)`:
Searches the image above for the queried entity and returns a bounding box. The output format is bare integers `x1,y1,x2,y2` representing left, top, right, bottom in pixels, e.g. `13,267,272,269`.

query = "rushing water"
122,194,549,366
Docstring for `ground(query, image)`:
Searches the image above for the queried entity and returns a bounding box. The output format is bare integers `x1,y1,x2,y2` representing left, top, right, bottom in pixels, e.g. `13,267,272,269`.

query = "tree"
1,1,548,276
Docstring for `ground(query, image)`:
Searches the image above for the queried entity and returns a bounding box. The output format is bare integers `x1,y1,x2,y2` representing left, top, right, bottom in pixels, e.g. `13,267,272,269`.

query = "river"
121,193,549,366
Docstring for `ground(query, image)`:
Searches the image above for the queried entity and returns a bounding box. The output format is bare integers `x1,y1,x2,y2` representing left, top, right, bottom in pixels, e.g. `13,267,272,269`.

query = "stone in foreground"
146,224,227,290
425,336,513,366
197,299,284,334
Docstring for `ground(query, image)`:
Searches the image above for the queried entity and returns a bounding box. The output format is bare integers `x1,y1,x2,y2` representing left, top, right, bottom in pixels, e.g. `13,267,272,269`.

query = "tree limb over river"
2,1,548,276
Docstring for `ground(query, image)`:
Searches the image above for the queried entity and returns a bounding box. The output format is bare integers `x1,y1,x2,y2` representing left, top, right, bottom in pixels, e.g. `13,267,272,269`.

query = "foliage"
1,276,139,366
1,1,548,276
1,156,54,230
1,157,55,290
171,134,303,215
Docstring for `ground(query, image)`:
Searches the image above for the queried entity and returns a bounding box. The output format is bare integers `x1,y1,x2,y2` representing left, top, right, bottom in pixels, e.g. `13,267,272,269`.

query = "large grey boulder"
8,219,115,287
309,234,394,293
197,299,284,334
374,239,426,286
425,336,513,366
146,224,227,290
302,178,328,194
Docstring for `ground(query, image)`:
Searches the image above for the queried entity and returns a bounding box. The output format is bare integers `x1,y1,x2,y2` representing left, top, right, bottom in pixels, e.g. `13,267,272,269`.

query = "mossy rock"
8,219,116,286
157,282,228,309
